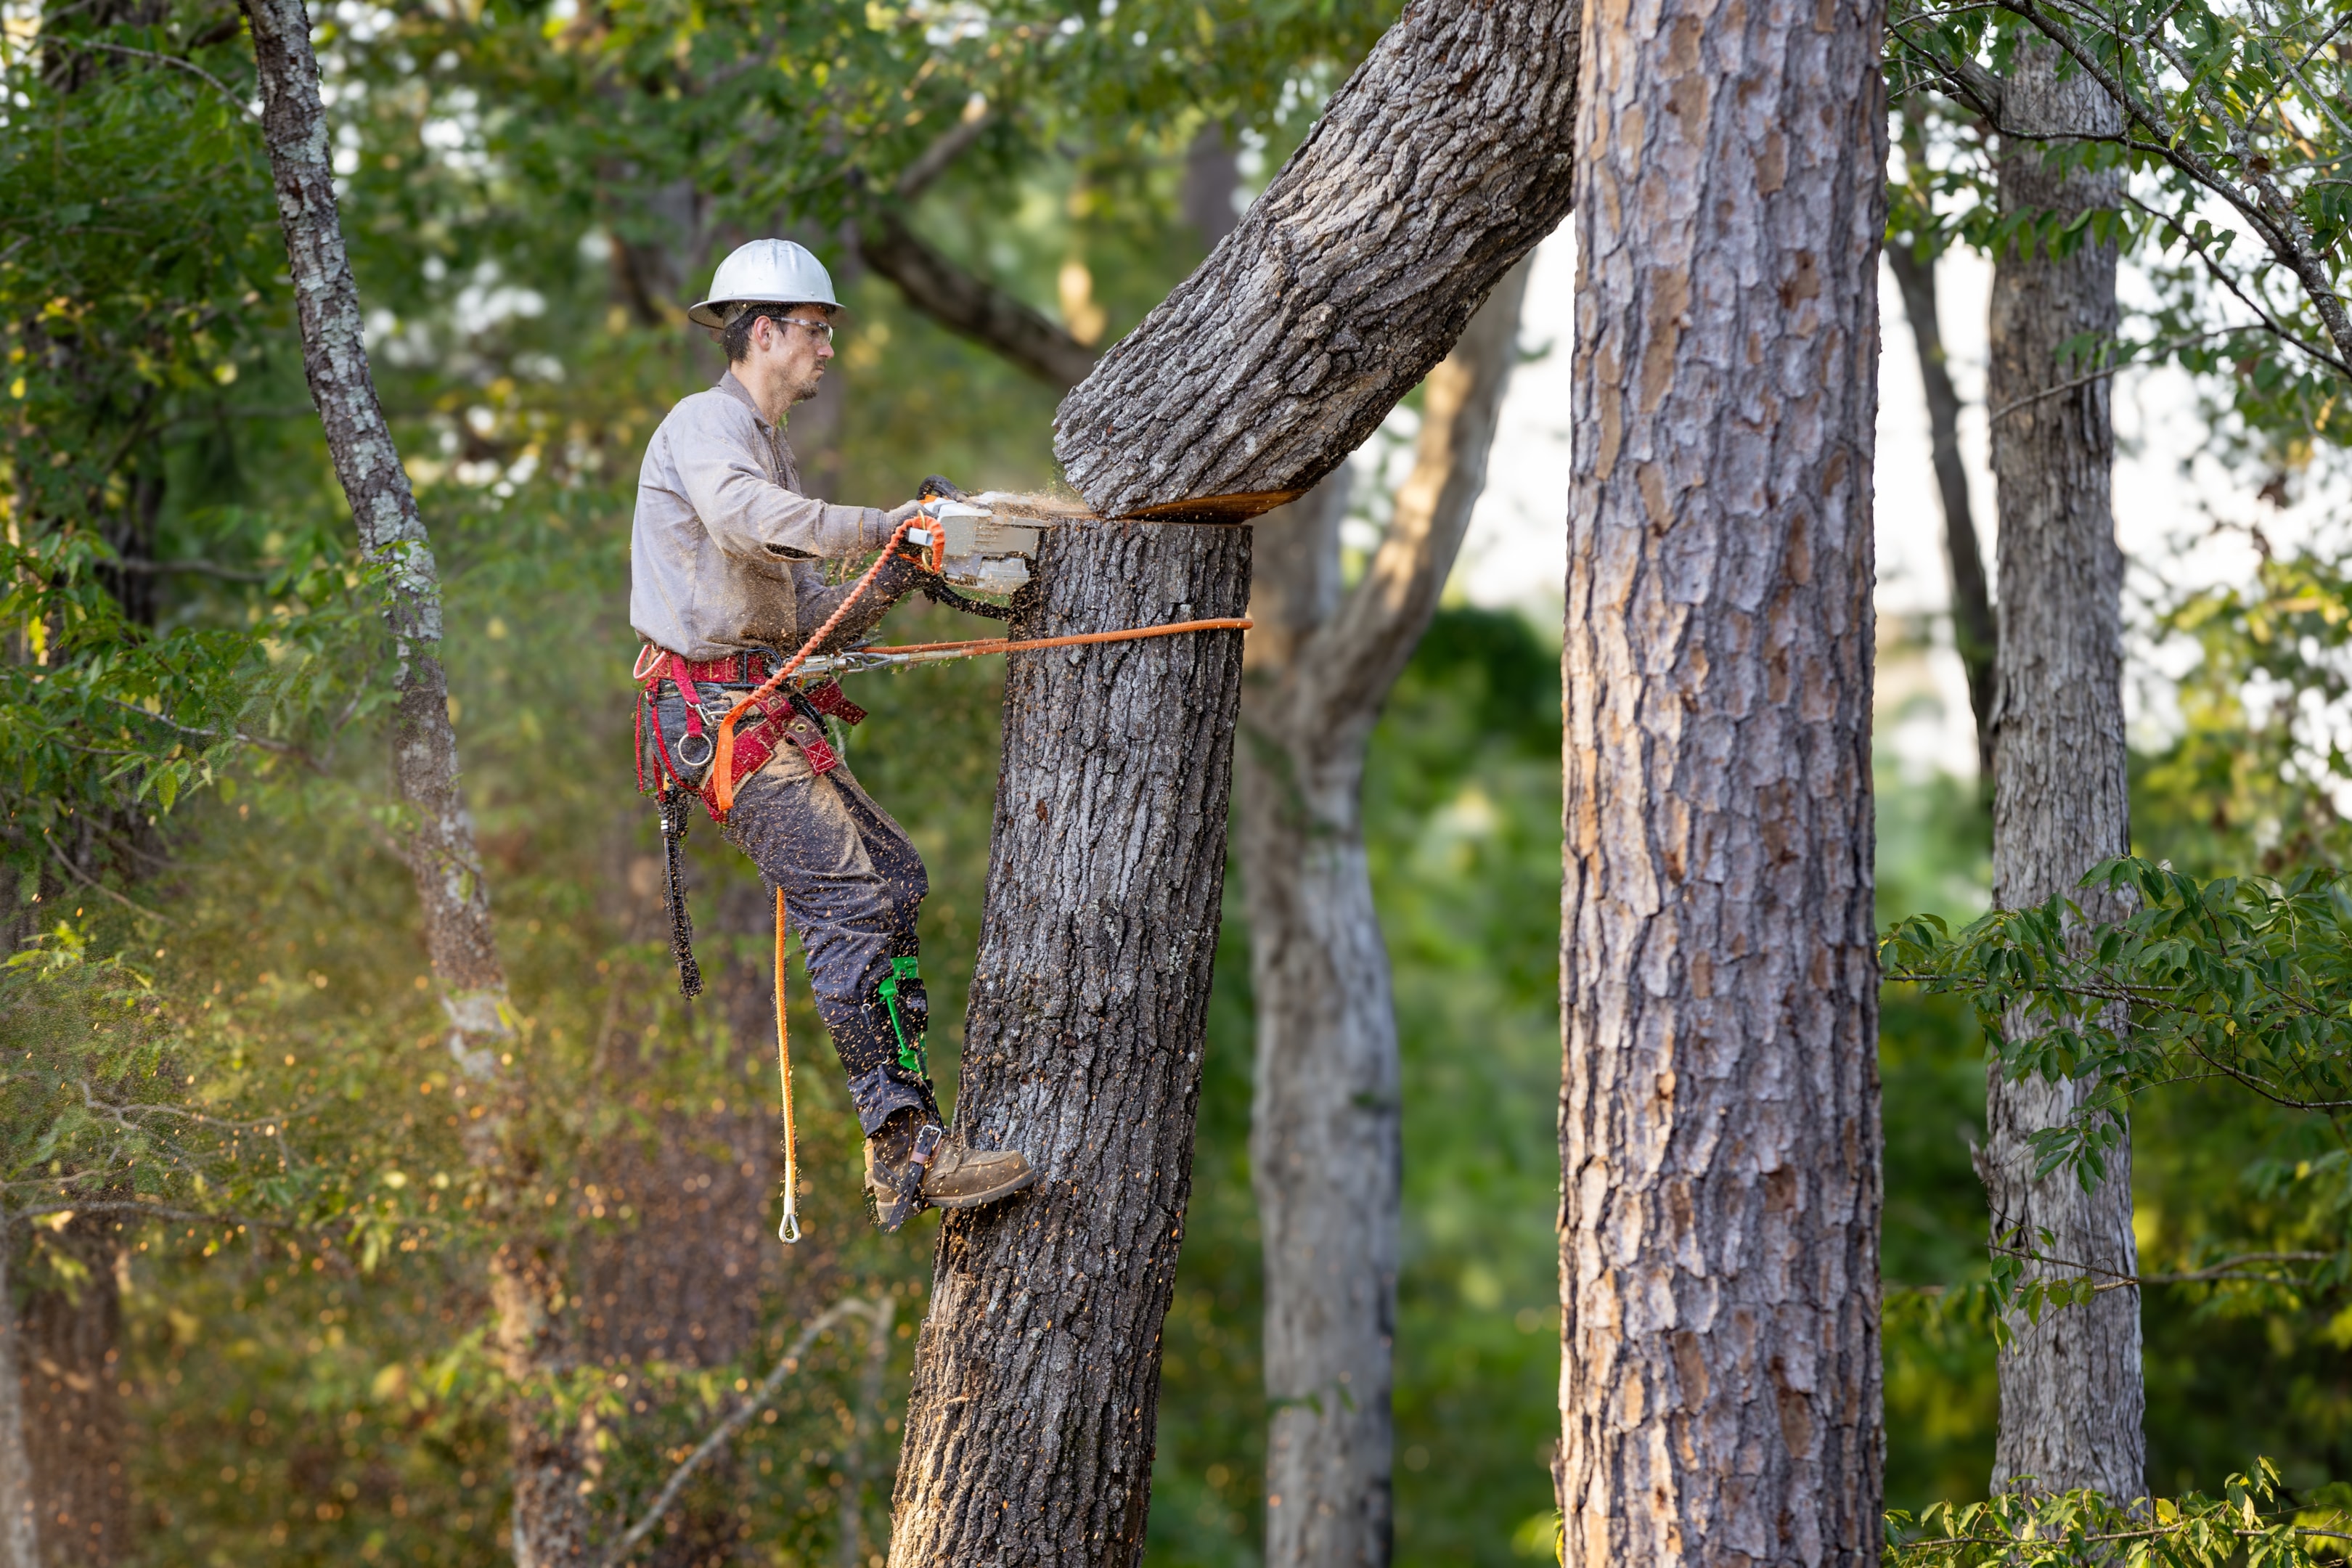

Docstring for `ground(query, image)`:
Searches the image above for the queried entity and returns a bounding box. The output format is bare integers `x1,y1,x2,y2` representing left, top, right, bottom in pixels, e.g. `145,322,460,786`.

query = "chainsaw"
902,487,1053,596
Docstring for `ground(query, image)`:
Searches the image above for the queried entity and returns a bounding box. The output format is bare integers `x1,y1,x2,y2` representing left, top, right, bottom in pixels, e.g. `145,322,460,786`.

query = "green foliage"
1885,0,2352,463
1887,1459,2348,1568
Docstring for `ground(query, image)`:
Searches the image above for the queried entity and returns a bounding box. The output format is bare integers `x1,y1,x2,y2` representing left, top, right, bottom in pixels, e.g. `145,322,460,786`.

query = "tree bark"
17,1221,128,1567
888,521,1251,1567
1979,36,2144,1502
1053,0,1577,520
1886,242,1996,776
0,1241,38,1568
240,1,592,1558
1241,257,1531,1568
1556,0,1885,1558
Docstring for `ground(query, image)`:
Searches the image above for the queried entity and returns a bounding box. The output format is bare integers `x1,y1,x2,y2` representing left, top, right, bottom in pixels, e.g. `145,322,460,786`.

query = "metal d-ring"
675,730,715,770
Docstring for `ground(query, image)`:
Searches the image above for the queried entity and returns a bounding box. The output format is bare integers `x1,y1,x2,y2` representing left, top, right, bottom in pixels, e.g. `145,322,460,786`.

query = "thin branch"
43,838,169,925
97,695,324,770
895,107,992,202
46,38,255,119
109,558,273,583
598,1299,877,1567
1984,328,2243,425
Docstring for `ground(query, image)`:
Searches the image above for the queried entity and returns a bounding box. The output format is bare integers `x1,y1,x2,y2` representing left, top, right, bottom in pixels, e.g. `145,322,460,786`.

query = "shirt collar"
716,368,771,428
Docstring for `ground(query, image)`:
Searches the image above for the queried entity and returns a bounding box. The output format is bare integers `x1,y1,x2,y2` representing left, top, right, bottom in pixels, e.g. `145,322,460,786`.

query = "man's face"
744,307,836,408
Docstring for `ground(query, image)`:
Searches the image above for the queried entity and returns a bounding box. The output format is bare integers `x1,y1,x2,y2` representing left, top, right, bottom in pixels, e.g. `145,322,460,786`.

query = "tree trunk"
1053,0,1577,520
887,520,1251,1567
240,1,591,1557
17,1221,128,1567
1886,241,1996,775
887,6,1577,1557
1979,37,2144,1502
0,1241,39,1568
1241,257,1531,1568
1556,0,1885,1557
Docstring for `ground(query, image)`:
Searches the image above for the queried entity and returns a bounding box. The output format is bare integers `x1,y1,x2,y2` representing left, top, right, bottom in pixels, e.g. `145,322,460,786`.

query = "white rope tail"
775,887,801,1245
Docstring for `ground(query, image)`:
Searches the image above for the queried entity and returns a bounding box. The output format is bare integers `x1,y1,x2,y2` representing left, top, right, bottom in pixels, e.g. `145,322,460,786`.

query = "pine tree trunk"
1556,0,1886,1557
1241,258,1531,1568
240,1,590,1556
887,521,1251,1566
1052,0,1576,519
1980,36,2144,1501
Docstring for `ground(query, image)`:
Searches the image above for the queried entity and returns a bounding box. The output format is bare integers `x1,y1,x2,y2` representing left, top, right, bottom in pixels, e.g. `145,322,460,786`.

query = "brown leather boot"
865,1113,1038,1233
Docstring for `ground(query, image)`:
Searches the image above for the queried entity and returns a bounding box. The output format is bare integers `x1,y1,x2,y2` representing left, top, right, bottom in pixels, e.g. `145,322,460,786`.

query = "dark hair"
722,302,828,364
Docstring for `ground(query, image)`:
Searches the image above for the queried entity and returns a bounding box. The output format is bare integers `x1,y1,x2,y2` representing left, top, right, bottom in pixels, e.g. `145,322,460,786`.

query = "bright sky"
1437,229,2352,783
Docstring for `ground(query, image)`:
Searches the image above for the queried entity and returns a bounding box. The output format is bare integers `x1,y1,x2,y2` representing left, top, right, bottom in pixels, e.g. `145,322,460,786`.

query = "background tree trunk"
240,1,592,1558
1241,258,1531,1568
1556,0,1885,1557
1886,241,1996,775
16,1220,128,1567
1052,0,1576,520
0,1244,38,1568
1979,36,2145,1502
888,520,1251,1567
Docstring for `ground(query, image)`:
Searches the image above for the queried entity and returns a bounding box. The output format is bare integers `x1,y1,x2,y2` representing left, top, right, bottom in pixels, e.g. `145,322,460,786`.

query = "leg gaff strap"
878,955,926,1077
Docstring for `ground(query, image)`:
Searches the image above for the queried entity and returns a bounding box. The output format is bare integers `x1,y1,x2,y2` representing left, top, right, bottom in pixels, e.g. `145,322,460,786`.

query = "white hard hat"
687,238,839,329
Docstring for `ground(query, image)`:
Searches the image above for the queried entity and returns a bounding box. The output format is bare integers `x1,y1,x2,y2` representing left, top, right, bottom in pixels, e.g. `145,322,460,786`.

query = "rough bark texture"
0,1244,38,1568
1557,0,1886,1558
1241,258,1531,1568
1980,37,2144,1502
888,522,1250,1567
1886,243,1996,775
1052,0,1576,519
16,1222,127,1567
240,1,588,1558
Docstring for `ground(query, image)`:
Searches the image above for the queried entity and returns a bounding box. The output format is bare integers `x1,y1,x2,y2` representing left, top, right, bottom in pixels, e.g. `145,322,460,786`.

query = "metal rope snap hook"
675,730,715,770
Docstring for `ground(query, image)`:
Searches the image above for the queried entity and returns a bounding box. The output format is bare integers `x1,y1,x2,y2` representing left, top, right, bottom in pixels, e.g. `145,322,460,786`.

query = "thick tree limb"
1053,0,1576,518
853,203,1098,390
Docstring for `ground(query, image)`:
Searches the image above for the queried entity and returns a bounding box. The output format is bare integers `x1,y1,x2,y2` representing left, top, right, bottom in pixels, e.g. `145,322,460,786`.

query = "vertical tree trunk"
0,1241,39,1568
1886,241,1996,775
18,1221,128,1567
1556,0,1885,1557
888,521,1251,1566
1242,258,1532,1568
239,1,592,1558
1980,38,2144,1501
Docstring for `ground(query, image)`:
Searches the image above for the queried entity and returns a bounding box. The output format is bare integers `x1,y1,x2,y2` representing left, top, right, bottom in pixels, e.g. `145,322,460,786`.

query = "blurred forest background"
3,0,2351,1563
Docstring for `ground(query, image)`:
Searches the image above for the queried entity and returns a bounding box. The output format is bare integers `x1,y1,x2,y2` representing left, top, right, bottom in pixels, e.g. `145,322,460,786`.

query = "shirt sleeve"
789,557,921,652
672,401,886,562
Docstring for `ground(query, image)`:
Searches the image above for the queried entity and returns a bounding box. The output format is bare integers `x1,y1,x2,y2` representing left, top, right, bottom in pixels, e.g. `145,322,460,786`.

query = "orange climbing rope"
774,888,799,1246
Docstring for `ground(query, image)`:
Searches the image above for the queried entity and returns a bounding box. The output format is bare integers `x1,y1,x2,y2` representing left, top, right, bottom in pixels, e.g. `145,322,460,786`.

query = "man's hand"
883,499,924,529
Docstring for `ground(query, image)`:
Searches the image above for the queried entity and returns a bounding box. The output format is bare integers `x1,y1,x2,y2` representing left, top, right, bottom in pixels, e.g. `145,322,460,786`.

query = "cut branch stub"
1052,0,1577,520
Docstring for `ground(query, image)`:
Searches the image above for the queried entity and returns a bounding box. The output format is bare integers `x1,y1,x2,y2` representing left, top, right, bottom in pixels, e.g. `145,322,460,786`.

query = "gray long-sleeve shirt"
629,370,894,661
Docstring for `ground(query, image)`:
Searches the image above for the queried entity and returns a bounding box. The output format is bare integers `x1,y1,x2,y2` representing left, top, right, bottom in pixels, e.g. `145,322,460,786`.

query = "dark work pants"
718,753,938,1136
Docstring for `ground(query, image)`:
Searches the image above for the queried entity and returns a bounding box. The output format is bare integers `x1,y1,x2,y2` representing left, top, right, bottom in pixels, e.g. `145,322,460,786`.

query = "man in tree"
632,237,1037,1232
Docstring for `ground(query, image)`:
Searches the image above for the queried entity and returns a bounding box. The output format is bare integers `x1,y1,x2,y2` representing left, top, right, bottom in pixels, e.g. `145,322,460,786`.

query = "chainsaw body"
910,496,1048,595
